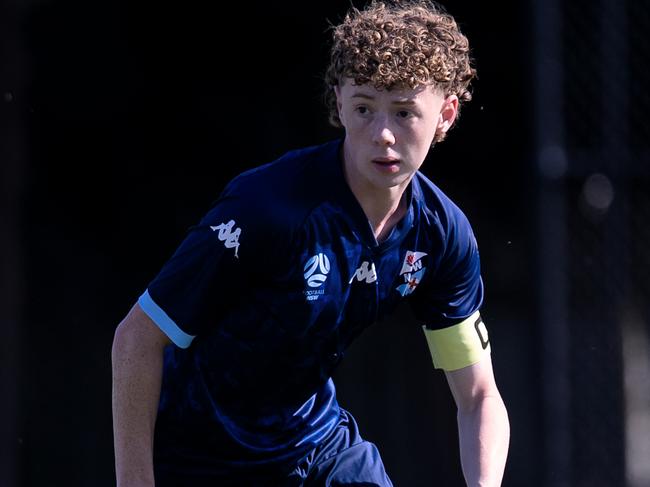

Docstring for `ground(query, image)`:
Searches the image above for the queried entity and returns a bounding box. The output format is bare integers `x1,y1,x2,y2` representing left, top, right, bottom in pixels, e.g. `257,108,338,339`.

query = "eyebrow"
350,93,418,106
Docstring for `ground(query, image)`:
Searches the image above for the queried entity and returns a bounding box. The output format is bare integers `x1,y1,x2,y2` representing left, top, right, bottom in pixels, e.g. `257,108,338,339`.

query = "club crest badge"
396,251,427,296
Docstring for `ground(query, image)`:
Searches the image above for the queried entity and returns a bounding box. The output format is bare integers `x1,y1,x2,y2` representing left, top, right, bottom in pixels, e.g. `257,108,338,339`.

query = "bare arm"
112,303,171,487
445,355,510,487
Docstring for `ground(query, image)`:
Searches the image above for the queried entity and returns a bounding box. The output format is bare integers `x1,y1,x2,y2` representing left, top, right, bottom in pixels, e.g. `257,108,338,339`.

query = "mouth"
372,157,401,173
372,157,400,166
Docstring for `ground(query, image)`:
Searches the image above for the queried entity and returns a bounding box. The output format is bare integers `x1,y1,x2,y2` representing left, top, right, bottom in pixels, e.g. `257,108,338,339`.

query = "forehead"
339,79,442,105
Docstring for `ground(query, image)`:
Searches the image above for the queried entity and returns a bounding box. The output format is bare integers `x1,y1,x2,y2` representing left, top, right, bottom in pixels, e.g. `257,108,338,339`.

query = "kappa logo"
303,253,331,301
210,220,241,258
396,250,428,297
349,261,377,284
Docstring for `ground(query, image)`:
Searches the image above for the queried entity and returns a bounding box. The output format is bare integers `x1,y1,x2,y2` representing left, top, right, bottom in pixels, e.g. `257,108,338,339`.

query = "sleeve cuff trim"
138,290,196,348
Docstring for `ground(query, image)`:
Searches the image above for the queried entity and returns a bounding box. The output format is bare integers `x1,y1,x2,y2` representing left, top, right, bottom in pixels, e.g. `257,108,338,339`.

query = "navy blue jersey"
139,139,483,477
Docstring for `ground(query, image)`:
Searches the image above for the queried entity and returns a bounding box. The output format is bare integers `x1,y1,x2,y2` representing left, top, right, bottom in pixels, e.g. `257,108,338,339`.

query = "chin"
372,173,411,190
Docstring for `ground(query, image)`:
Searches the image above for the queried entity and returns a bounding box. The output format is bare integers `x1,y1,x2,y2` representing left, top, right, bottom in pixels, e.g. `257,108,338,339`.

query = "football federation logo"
210,220,241,257
303,253,331,301
304,253,331,288
396,250,427,296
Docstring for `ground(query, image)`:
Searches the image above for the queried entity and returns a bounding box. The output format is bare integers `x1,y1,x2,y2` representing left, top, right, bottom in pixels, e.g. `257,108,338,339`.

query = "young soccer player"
112,1,510,485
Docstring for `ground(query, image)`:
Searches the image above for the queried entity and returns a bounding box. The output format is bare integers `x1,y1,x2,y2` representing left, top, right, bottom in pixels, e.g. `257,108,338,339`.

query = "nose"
372,117,395,146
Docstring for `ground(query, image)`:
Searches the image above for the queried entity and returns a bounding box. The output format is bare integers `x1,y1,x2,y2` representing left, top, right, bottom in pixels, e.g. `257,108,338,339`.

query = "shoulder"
408,172,484,326
412,171,475,248
215,139,342,226
196,140,342,261
226,139,340,197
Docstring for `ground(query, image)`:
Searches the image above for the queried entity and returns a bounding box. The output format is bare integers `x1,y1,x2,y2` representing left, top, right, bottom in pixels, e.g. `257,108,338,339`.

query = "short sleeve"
409,207,488,370
139,193,277,348
409,207,484,330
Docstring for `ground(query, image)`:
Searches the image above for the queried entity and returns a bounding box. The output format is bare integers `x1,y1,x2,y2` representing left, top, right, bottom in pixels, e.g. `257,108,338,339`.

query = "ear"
436,95,459,136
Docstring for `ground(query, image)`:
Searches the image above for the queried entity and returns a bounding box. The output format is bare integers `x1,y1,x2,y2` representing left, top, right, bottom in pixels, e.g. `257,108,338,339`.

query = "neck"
369,191,408,242
343,163,410,242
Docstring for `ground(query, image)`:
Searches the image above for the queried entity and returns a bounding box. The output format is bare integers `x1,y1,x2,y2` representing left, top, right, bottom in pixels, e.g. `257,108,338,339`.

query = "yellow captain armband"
422,311,491,371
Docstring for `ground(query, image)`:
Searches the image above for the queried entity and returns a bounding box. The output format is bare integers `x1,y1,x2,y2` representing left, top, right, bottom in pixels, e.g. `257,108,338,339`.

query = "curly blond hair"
324,0,476,143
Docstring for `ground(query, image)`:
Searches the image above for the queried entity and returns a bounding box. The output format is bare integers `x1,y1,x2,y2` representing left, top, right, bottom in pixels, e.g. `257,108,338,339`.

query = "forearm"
457,394,510,487
111,320,165,487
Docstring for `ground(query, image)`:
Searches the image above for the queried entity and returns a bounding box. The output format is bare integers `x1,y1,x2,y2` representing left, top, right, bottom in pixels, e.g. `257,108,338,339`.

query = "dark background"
2,0,649,486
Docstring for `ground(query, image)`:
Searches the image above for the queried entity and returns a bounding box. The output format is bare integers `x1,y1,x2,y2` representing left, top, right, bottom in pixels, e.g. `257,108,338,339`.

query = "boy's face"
335,79,457,193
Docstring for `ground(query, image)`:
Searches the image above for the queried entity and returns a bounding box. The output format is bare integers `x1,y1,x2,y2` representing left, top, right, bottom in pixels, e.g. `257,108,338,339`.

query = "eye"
396,110,413,119
355,106,369,115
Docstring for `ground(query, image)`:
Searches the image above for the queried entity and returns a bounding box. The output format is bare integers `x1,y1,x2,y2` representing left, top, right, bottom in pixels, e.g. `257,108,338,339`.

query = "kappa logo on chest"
349,261,377,284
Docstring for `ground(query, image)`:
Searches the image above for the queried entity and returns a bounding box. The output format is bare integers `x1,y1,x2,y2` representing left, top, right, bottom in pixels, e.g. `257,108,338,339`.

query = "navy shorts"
287,408,393,486
155,409,393,487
